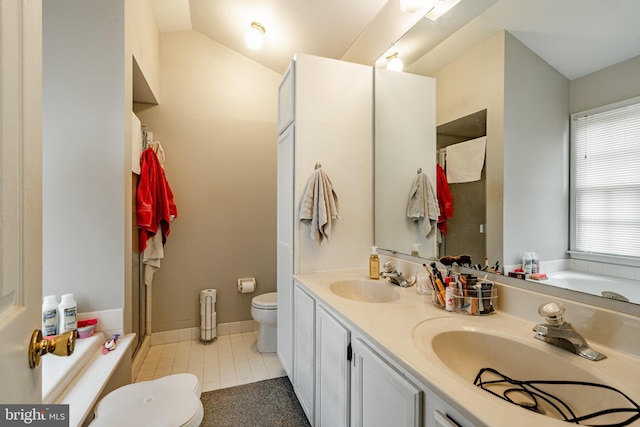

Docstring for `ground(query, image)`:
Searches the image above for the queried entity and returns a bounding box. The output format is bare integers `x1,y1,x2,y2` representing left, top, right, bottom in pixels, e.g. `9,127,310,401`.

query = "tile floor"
134,331,286,392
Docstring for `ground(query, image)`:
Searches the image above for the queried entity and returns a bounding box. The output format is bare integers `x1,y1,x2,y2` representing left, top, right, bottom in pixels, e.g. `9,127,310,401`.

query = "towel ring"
315,163,322,170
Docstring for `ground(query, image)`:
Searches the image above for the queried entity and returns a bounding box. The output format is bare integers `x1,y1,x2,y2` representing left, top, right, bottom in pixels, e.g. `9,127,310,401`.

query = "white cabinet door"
277,125,294,377
316,306,350,427
352,339,422,427
293,283,315,423
277,61,295,134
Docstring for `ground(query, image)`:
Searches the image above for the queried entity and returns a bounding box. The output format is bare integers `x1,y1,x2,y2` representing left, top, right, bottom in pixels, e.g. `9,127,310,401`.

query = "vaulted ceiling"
150,0,640,79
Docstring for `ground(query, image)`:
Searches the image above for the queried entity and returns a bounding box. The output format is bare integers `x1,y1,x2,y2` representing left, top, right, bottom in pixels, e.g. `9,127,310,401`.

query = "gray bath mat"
200,377,311,427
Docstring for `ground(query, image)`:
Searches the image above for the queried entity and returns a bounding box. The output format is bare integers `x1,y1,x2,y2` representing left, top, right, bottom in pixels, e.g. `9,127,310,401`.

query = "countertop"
294,268,640,427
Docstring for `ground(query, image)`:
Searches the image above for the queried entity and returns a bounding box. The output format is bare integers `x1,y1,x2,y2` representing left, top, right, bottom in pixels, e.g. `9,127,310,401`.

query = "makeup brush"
439,256,456,267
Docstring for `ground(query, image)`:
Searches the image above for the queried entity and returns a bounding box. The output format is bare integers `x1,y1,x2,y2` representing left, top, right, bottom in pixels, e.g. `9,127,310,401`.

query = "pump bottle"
369,246,380,279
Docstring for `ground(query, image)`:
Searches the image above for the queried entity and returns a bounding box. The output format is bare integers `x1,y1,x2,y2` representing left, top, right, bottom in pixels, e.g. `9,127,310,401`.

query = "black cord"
474,367,640,426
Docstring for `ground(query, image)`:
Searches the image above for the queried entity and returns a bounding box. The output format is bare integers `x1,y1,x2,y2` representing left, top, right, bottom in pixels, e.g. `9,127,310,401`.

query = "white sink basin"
330,279,400,303
413,317,640,425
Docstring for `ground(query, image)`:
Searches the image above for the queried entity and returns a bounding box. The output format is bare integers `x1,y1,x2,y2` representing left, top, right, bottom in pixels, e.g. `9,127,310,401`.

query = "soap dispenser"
369,246,380,279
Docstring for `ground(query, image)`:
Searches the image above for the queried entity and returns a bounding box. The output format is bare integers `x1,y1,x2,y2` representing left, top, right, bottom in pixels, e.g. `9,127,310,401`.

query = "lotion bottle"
369,246,380,279
42,295,58,337
445,280,455,312
58,293,77,333
523,252,533,275
531,252,540,274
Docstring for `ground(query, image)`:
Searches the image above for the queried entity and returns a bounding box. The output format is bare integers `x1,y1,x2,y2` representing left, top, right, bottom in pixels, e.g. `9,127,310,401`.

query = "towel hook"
315,163,322,170
417,167,422,174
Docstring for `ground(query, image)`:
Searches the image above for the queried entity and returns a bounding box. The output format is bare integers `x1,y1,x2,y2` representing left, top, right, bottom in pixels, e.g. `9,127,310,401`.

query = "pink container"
77,318,98,338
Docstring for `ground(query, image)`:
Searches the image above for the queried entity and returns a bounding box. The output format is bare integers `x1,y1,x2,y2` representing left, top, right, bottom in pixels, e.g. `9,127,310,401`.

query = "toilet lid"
252,292,277,309
90,374,203,427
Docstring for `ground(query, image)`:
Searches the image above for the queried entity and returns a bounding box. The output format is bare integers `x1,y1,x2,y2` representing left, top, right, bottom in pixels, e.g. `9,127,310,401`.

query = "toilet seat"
251,292,277,310
89,373,203,427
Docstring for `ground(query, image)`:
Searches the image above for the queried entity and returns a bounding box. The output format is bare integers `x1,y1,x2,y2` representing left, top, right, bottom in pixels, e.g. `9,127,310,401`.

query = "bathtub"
529,270,640,304
42,332,135,427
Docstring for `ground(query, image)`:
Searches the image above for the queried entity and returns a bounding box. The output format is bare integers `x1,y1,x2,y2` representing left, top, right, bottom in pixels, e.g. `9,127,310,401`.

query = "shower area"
130,118,154,358
131,170,147,357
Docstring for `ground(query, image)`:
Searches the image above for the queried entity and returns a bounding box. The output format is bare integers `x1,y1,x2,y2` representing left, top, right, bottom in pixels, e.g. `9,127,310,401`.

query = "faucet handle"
382,260,396,273
538,301,566,326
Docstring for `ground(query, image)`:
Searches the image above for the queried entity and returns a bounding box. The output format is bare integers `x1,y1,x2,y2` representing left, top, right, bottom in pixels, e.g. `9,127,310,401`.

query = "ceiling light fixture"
424,0,462,21
400,0,427,14
386,53,403,72
245,22,265,50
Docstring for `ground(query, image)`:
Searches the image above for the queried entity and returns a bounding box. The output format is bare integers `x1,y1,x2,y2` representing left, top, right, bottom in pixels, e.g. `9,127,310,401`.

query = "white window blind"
573,101,640,258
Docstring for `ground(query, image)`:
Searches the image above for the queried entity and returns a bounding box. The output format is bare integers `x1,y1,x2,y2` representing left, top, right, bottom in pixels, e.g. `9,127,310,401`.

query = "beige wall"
134,30,281,332
417,31,506,264
128,0,160,102
570,55,640,113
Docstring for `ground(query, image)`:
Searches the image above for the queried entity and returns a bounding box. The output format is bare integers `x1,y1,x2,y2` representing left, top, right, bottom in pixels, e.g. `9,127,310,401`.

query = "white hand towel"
407,172,440,238
445,136,486,183
299,168,340,244
143,231,164,286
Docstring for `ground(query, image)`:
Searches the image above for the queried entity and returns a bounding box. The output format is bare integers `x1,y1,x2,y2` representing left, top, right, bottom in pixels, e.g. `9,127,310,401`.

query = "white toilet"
251,292,277,353
89,373,203,427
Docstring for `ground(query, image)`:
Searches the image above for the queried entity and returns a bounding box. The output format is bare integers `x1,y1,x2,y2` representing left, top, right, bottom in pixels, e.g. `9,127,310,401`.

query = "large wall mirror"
373,0,640,312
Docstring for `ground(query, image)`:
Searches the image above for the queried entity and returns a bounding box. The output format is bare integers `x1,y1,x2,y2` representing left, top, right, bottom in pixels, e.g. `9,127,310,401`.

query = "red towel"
137,147,177,252
436,164,453,235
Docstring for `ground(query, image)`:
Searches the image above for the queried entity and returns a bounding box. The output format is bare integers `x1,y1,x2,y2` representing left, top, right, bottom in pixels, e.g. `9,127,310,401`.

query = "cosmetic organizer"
432,286,498,315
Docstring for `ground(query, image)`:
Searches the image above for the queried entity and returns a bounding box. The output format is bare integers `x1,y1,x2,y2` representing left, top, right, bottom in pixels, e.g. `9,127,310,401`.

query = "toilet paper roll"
238,278,255,294
200,288,217,304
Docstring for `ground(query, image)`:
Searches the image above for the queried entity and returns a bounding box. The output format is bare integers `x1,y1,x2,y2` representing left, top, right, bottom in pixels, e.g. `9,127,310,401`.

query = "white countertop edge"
54,333,135,427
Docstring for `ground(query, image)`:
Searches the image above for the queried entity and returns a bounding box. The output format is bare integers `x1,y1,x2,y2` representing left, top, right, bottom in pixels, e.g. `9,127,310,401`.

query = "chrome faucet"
380,261,410,287
533,301,606,361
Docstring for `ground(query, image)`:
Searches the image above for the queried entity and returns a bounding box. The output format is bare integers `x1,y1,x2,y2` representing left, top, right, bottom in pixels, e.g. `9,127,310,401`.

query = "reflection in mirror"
526,269,639,306
373,68,437,259
375,0,640,310
436,110,487,265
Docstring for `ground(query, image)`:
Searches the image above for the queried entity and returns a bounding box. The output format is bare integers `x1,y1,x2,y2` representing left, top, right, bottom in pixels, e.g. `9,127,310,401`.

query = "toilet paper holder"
237,278,256,293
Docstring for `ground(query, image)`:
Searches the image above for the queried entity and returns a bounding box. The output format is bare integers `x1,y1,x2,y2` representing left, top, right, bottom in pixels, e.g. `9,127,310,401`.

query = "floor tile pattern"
135,331,286,392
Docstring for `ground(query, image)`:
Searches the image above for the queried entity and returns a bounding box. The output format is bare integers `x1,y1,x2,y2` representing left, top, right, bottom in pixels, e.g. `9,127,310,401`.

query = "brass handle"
28,329,76,369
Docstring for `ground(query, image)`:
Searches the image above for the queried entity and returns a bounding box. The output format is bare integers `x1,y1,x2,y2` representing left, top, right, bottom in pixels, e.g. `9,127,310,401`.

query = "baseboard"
149,320,258,346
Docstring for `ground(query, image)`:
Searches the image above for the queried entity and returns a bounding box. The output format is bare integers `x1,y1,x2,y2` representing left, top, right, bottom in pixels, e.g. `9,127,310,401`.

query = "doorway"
436,110,487,265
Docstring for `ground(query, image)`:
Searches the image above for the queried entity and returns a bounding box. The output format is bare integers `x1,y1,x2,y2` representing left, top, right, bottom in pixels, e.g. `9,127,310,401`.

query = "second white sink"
330,279,400,303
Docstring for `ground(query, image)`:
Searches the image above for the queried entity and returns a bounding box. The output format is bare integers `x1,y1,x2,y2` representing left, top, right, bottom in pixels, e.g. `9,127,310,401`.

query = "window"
570,97,640,262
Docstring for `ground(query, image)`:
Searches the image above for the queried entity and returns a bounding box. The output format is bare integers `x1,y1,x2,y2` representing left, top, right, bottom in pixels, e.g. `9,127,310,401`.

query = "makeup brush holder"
432,286,498,315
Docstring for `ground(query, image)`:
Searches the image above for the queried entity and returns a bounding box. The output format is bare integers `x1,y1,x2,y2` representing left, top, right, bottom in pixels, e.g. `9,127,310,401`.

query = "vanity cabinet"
352,338,422,427
316,306,350,427
293,283,351,426
293,283,316,421
293,279,425,427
